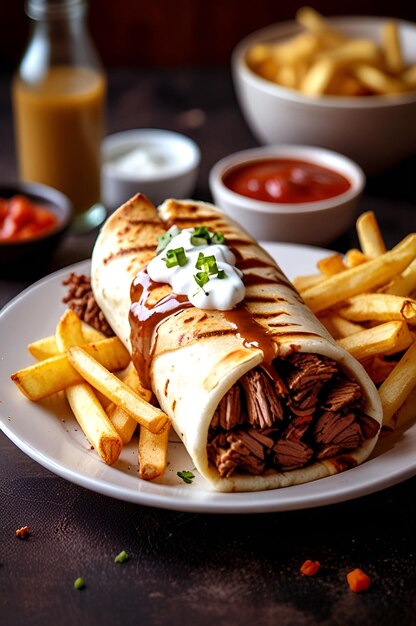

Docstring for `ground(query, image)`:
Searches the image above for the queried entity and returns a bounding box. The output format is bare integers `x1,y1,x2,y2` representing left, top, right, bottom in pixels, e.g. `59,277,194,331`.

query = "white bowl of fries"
209,144,365,245
232,9,416,173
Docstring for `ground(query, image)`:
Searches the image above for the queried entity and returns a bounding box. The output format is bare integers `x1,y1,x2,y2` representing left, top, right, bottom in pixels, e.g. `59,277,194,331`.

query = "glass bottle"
12,0,106,216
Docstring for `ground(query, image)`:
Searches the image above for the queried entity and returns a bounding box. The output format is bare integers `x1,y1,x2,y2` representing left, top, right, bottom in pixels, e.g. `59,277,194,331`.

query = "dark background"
2,0,416,71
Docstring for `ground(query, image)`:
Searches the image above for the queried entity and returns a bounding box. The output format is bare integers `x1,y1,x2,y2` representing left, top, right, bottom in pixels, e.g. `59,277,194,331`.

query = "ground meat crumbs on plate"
208,352,380,478
62,273,114,337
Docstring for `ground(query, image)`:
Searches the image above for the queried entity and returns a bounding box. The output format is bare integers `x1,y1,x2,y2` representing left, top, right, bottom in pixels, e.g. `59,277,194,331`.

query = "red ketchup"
222,158,351,204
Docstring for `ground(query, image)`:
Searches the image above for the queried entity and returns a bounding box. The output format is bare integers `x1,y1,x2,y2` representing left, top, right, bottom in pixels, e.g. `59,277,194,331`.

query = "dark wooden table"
1,68,416,626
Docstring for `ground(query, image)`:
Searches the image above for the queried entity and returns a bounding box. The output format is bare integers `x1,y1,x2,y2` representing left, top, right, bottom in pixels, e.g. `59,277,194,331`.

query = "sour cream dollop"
147,228,245,310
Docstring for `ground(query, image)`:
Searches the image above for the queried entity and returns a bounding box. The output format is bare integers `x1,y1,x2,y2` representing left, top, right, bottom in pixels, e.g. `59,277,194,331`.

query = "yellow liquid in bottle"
13,66,105,215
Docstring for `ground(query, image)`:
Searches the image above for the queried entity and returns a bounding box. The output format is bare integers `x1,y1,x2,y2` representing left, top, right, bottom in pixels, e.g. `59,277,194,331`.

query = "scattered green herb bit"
194,271,209,288
114,550,129,564
177,470,195,484
163,247,188,268
191,226,211,245
217,269,227,279
195,252,218,275
73,577,86,590
190,235,208,246
211,232,225,244
156,225,181,254
190,226,226,247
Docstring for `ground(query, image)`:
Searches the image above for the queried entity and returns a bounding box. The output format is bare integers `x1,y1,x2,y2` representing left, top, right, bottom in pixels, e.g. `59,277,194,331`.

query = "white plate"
1,243,415,513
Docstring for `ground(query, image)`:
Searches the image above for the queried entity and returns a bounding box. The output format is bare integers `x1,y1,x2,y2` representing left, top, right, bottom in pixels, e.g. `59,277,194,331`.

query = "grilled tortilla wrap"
91,194,383,492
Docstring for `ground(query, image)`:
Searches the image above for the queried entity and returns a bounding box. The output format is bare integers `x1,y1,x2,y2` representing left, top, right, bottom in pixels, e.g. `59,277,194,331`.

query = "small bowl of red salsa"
209,145,365,245
0,181,72,276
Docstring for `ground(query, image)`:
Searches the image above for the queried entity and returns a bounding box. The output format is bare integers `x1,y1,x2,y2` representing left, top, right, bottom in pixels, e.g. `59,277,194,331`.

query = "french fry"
107,405,137,445
27,335,59,360
352,64,405,95
80,322,107,342
344,248,368,268
292,273,325,292
379,341,416,428
28,320,106,360
67,346,169,434
382,20,404,74
57,311,113,411
55,307,123,462
12,353,84,400
139,424,170,480
272,33,321,65
323,313,364,339
317,253,346,276
300,58,336,96
337,293,416,325
55,309,85,352
108,364,152,444
356,211,386,258
337,321,413,361
66,383,122,465
302,233,416,313
383,258,416,297
318,39,381,65
11,337,130,401
391,386,416,429
295,6,345,44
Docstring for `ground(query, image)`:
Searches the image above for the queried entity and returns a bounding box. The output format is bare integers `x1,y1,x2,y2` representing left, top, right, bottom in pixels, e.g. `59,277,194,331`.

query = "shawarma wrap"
91,193,382,492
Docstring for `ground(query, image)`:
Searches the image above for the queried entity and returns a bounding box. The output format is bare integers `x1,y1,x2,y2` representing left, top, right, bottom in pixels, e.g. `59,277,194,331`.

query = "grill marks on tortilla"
207,352,380,478
103,244,156,265
102,194,166,268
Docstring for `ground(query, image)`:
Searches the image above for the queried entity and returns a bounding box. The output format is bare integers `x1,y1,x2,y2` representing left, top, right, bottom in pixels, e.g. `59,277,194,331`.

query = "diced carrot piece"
347,568,371,592
300,559,320,576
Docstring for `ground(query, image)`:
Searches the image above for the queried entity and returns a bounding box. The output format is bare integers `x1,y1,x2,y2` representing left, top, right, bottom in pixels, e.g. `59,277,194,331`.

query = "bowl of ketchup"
209,145,365,245
0,181,73,276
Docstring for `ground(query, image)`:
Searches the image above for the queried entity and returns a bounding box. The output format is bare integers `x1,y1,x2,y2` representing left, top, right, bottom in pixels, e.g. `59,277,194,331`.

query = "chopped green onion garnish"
190,235,208,247
191,226,211,244
217,269,227,279
194,271,209,288
211,232,225,244
163,247,188,268
195,252,218,274
73,577,86,590
177,470,195,484
156,225,181,254
114,550,129,564
190,227,226,247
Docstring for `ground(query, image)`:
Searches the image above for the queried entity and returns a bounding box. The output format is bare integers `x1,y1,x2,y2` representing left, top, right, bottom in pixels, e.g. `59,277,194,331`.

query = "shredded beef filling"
62,273,114,337
207,353,380,478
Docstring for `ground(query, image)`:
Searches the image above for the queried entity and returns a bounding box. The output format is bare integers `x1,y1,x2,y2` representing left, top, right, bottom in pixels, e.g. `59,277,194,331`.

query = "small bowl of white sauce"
101,129,201,210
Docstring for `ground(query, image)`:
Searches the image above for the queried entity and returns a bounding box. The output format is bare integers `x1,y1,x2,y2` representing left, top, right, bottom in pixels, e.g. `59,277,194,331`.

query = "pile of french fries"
11,309,170,479
246,6,416,96
293,211,416,431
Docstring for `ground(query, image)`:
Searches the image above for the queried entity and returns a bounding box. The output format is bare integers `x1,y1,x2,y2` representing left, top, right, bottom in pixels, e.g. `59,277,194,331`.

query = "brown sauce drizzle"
130,269,192,387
